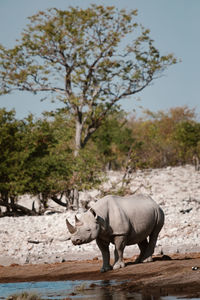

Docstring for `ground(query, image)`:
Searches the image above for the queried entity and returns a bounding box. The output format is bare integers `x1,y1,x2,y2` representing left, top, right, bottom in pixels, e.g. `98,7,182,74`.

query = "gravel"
0,164,199,266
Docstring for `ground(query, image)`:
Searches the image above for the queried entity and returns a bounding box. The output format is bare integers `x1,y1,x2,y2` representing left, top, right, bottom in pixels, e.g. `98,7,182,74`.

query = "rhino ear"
75,215,83,226
89,208,97,219
66,219,76,234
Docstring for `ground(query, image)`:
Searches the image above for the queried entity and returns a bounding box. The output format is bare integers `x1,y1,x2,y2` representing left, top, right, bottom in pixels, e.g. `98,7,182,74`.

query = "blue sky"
0,0,199,119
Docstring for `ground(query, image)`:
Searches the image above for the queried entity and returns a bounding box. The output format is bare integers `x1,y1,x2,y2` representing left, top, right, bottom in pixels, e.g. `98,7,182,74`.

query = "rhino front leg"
96,238,112,273
113,236,126,270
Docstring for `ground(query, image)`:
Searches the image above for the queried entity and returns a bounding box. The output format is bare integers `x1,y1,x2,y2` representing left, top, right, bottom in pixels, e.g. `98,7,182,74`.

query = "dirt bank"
0,253,200,297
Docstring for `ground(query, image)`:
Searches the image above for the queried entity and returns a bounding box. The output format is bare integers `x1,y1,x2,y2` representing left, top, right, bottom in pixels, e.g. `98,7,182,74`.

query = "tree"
20,115,73,210
128,106,199,168
0,5,177,207
0,109,38,215
0,108,103,215
18,111,103,211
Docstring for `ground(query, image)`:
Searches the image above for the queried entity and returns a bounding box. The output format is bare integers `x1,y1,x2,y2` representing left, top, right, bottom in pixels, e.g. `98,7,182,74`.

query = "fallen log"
0,200,37,216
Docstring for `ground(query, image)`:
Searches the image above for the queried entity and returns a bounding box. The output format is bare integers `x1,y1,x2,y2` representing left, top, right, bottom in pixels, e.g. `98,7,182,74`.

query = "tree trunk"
0,200,37,216
121,146,134,187
74,119,82,157
69,188,79,210
51,195,68,208
71,118,82,210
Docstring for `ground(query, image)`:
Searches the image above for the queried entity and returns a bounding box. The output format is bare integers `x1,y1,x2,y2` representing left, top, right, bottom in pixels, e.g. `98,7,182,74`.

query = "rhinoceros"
66,194,164,272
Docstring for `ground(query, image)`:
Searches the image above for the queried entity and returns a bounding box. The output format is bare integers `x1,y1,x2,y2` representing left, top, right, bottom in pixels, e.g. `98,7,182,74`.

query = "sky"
0,0,199,119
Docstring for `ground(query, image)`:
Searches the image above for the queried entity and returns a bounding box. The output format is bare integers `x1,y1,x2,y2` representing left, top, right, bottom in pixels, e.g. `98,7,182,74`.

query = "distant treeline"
0,106,199,215
92,105,200,170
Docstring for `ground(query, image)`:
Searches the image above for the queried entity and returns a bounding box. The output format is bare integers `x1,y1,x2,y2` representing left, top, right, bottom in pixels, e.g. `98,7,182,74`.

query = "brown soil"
0,253,200,298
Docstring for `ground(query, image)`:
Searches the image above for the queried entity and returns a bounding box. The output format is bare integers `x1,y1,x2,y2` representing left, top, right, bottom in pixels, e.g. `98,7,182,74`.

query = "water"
0,280,125,299
0,280,199,300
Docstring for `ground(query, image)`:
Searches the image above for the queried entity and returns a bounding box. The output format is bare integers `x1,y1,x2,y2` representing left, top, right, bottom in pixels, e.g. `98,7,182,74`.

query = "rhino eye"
86,228,91,232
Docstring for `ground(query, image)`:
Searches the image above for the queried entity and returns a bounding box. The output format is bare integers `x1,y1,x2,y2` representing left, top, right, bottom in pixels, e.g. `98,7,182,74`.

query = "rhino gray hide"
66,194,164,272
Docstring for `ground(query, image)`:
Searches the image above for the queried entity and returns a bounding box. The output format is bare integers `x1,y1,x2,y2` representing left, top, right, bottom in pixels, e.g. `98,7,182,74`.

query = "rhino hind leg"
113,236,126,270
136,230,160,264
135,239,149,264
143,219,164,262
144,231,159,260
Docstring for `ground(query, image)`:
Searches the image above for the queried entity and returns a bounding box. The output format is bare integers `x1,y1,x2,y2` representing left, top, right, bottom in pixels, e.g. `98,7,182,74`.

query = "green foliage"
0,108,103,213
0,109,25,200
174,121,200,148
173,120,200,163
128,106,199,168
18,111,103,201
21,116,72,197
72,147,103,190
92,111,134,169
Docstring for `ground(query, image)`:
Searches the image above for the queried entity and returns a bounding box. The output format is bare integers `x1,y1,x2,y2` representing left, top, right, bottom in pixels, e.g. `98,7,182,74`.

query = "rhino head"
66,208,101,245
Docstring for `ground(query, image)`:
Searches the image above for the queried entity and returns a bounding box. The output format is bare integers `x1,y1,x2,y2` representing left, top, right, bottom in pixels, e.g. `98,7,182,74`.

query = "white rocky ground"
0,165,199,266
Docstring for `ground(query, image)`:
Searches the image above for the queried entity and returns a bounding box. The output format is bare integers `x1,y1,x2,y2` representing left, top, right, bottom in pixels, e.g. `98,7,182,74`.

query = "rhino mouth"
72,239,82,245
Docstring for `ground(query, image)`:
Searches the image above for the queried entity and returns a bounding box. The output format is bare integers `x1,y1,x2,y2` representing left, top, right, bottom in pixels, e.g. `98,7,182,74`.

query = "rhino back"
117,194,164,243
92,194,164,243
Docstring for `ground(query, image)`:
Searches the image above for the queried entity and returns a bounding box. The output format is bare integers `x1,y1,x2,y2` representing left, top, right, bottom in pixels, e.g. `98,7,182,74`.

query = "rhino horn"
66,219,76,234
75,215,83,226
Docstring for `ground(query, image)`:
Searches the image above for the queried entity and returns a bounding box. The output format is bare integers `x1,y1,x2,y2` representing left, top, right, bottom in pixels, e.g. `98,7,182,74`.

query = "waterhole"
0,280,199,300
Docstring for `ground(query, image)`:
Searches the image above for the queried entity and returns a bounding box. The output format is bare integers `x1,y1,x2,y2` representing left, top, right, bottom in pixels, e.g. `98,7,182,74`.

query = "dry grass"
6,291,42,300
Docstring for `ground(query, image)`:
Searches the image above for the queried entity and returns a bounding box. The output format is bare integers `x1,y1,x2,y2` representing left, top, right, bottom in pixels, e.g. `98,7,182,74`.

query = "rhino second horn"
66,219,76,234
75,215,83,226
